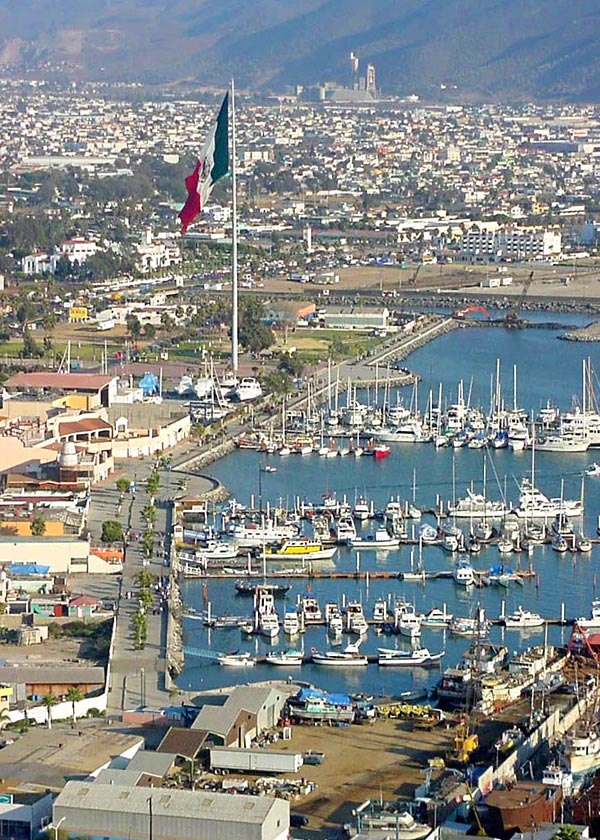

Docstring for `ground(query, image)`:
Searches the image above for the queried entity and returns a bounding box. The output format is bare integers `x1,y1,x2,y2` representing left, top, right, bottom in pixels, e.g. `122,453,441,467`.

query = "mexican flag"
179,93,229,233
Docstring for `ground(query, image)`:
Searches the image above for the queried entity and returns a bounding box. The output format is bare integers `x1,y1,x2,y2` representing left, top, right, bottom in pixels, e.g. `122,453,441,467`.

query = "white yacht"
373,598,389,624
374,421,423,443
350,528,400,549
395,602,421,639
266,649,303,666
353,496,370,521
514,478,583,520
326,605,344,636
335,515,357,544
452,560,476,587
504,605,544,629
345,600,369,635
448,490,507,520
254,586,280,640
231,520,299,548
283,606,300,636
234,377,263,402
575,599,600,630
312,641,368,667
378,647,444,667
299,595,322,624
420,606,453,628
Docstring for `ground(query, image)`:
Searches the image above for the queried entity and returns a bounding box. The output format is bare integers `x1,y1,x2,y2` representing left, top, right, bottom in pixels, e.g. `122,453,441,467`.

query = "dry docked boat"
377,647,444,667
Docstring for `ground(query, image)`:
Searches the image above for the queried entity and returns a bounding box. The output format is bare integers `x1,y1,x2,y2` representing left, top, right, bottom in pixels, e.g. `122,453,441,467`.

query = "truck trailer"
209,747,304,774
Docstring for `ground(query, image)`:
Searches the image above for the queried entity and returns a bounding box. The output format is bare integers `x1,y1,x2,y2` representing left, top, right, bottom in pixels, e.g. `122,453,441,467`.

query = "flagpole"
231,78,239,375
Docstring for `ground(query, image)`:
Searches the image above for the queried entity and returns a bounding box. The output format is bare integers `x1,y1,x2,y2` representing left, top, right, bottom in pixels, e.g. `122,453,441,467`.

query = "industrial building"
321,307,390,330
53,781,289,840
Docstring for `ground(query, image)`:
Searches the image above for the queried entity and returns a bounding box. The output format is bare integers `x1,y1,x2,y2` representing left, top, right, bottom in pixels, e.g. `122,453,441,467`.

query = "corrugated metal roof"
55,781,285,824
5,373,116,391
0,665,105,685
127,750,176,777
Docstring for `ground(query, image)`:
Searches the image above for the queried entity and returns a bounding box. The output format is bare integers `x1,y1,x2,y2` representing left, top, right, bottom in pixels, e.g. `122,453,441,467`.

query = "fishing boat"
217,651,256,667
265,539,337,563
504,605,544,629
283,605,300,636
452,559,475,587
312,641,368,667
287,687,355,722
449,614,490,637
486,782,562,834
265,649,303,666
564,726,600,777
357,809,432,840
420,606,453,628
377,647,444,667
542,764,574,795
349,528,400,549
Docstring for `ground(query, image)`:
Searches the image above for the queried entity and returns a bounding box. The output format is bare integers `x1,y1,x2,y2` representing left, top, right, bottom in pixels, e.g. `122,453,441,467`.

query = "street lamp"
53,816,66,840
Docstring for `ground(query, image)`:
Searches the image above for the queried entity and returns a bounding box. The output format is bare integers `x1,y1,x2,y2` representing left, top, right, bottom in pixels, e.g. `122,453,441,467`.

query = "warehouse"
53,781,289,840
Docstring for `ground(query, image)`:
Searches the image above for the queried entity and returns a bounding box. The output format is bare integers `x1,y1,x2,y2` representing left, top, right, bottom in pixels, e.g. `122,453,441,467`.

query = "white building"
461,225,562,261
136,230,181,273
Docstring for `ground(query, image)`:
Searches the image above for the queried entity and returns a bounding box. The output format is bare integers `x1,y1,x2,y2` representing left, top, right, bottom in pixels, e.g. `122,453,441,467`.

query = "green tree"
116,476,131,496
146,470,160,495
30,515,46,537
42,693,57,729
21,328,43,359
65,686,84,725
101,520,123,543
126,314,141,340
554,827,581,840
142,504,157,526
237,298,274,354
143,323,156,339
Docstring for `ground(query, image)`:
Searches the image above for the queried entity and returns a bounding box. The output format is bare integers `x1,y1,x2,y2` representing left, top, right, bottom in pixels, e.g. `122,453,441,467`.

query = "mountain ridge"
0,0,599,100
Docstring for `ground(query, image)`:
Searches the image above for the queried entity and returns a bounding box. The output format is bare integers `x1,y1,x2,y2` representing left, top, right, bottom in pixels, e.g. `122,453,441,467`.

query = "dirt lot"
262,718,454,838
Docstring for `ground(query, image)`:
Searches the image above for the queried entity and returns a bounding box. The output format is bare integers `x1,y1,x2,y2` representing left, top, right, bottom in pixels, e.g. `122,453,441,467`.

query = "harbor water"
178,315,600,698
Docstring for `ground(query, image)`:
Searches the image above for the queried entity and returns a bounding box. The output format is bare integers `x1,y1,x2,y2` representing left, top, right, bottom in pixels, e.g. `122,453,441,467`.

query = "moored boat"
377,647,444,667
312,641,368,667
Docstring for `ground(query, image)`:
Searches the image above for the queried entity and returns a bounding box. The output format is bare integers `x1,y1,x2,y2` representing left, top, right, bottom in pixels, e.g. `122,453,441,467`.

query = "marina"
175,314,600,701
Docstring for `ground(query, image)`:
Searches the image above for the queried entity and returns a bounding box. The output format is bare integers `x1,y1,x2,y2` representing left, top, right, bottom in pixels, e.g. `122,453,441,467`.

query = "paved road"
87,461,176,716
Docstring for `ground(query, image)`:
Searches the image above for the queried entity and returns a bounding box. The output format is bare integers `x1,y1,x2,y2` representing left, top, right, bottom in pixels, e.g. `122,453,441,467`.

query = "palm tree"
42,693,57,729
65,687,83,726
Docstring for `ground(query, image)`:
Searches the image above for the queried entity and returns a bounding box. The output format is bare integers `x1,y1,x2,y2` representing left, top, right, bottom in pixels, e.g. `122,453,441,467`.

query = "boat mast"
231,78,239,374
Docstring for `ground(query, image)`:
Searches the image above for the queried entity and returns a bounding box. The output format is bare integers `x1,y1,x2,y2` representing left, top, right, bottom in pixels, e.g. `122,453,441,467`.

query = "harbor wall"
490,692,591,787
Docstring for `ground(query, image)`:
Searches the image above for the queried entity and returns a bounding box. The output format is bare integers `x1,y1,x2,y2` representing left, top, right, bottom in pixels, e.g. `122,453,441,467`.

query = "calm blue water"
178,318,600,698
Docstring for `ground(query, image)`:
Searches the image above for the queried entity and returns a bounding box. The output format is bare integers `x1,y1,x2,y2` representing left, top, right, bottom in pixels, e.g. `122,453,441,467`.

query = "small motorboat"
420,606,453,628
586,462,600,477
265,649,303,666
350,528,400,550
217,651,256,667
377,647,444,667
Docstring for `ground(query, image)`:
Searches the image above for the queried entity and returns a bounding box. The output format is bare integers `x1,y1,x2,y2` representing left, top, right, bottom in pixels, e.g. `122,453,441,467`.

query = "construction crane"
505,270,534,327
408,264,422,286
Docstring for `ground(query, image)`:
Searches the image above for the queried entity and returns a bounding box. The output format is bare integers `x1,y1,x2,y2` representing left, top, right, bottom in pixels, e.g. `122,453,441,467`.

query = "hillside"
0,0,599,100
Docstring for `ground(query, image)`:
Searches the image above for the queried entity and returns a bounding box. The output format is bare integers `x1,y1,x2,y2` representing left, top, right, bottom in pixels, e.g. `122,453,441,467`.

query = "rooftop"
5,373,117,391
55,780,287,824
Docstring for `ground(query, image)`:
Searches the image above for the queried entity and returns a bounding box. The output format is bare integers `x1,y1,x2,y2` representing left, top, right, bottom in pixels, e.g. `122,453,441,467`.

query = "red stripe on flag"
179,159,202,233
